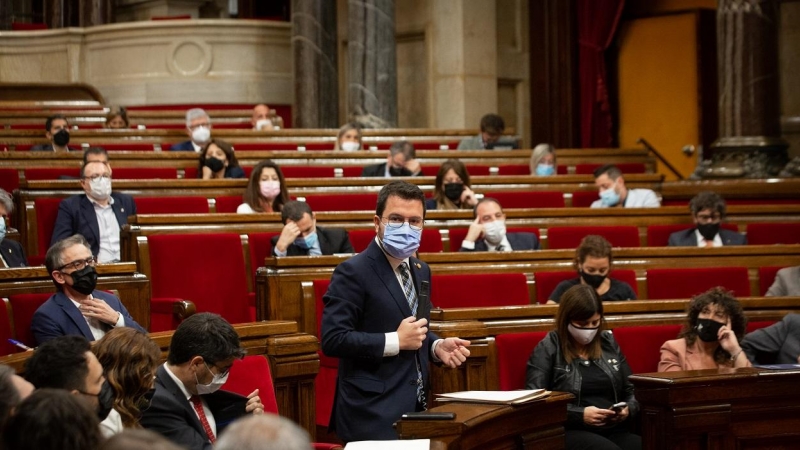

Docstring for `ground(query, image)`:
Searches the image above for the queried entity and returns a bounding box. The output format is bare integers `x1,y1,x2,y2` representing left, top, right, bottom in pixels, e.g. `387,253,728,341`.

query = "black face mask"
695,318,725,342
96,380,114,421
444,183,464,201
205,156,225,173
389,166,411,177
580,271,607,289
697,222,720,241
53,129,70,147
68,265,98,295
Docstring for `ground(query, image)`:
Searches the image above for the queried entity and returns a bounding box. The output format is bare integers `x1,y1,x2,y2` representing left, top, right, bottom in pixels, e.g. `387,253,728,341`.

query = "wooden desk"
394,392,574,449
629,368,800,449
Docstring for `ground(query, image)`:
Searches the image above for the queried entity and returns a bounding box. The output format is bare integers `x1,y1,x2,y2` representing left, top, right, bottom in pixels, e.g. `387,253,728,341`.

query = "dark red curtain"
577,0,625,148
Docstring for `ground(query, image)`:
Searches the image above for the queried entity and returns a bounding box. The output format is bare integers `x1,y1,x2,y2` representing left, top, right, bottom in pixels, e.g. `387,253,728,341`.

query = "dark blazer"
196,166,246,179
668,228,748,247
169,140,196,151
50,193,137,257
141,365,247,450
361,163,387,177
30,290,144,345
459,232,539,252
0,239,27,267
30,144,77,152
270,226,354,256
321,240,437,442
741,313,800,365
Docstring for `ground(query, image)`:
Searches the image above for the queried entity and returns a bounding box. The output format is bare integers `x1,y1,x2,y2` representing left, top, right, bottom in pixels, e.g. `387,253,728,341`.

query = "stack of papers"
436,389,549,405
345,439,430,449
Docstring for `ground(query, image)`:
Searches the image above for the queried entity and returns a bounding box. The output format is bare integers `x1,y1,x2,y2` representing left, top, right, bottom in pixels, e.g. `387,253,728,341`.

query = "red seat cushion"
571,191,599,207
431,273,530,308
135,196,209,214
7,293,52,348
496,331,549,390
0,168,20,194
484,191,565,208
247,232,280,281
25,168,80,180
35,198,64,259
464,165,490,176
214,196,243,213
303,194,376,212
0,299,19,356
94,143,156,152
281,166,339,178
613,325,682,374
148,234,251,325
222,355,279,414
646,267,751,300
313,279,338,427
111,168,179,179
232,143,299,151
496,165,531,176
746,223,800,245
746,320,776,334
758,266,785,296
548,226,640,249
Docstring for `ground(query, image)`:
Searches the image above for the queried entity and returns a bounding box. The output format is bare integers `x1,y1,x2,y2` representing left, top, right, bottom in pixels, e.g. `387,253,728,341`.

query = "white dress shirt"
89,196,121,262
69,294,125,340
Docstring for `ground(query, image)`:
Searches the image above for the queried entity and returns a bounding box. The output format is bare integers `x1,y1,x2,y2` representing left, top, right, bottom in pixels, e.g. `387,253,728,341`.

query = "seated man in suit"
31,114,74,152
0,189,27,268
272,200,354,256
591,164,660,208
668,191,747,247
766,266,800,297
321,181,470,442
457,113,517,150
51,160,136,262
741,313,800,365
460,197,539,252
170,108,212,152
251,103,275,131
31,234,144,345
361,140,422,177
141,313,264,449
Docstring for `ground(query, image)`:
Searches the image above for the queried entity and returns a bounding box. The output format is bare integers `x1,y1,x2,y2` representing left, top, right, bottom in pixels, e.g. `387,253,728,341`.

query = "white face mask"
340,141,360,152
191,126,211,144
254,119,272,131
482,220,506,246
568,323,599,345
195,362,229,395
88,176,112,201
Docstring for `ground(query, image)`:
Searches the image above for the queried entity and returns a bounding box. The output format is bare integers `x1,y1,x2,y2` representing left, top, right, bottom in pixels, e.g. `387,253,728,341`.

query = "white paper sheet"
344,439,430,450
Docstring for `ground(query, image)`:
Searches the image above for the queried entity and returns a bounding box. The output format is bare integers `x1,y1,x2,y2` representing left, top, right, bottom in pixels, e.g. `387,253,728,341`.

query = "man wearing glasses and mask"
321,181,471,442
31,234,144,345
668,191,747,247
51,160,136,263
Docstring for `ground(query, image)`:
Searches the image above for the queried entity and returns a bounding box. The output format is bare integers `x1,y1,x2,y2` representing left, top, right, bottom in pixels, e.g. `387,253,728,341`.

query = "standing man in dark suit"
272,201,354,256
460,197,539,252
361,141,422,177
0,189,27,267
31,114,74,152
141,313,264,450
51,161,136,262
31,234,144,345
170,108,212,152
321,181,471,442
668,191,747,247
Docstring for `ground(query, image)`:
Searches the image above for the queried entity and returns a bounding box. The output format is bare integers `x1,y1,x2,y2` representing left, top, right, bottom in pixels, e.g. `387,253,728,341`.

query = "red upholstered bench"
495,331,549,390
612,325,682,374
0,298,19,356
746,223,800,245
25,167,81,180
484,191,565,208
548,225,640,249
135,196,209,214
496,165,531,176
7,293,51,348
222,355,279,413
431,273,530,308
303,194,377,212
33,198,63,262
281,166,340,178
646,267,751,300
0,168,20,194
214,195,242,213
313,279,337,427
571,191,599,207
111,168,180,179
758,266,785,296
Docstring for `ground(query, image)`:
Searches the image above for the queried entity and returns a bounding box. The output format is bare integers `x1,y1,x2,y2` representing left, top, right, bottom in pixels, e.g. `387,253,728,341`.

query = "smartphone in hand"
610,402,627,414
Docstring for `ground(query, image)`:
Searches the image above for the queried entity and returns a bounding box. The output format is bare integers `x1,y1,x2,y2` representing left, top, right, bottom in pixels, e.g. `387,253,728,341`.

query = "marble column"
80,0,112,26
707,0,788,177
292,0,339,128
347,0,396,128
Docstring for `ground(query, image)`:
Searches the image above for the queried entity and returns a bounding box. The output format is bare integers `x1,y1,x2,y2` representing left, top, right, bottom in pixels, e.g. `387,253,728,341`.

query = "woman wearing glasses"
30,234,145,346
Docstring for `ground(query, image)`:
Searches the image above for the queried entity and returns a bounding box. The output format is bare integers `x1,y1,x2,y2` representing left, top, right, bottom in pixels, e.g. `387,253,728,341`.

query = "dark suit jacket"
141,365,247,450
50,193,137,257
361,163,388,177
170,140,196,151
31,290,144,345
270,226,354,256
30,144,77,152
667,228,748,247
459,232,540,252
0,239,27,267
321,240,437,442
196,166,246,179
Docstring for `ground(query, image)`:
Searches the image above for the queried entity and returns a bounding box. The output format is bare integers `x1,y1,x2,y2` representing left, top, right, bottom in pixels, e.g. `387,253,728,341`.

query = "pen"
7,339,32,351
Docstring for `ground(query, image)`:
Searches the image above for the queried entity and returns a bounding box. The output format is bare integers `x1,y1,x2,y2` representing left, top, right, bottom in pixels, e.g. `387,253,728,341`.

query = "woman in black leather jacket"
526,284,641,450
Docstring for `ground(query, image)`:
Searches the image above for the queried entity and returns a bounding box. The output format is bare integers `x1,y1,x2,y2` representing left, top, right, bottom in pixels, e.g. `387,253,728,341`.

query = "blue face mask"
381,223,421,260
599,184,620,207
294,232,318,250
535,164,555,176
0,219,5,241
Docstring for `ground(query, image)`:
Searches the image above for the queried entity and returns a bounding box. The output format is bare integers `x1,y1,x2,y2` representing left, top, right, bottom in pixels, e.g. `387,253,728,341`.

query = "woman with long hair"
426,159,479,211
237,159,290,213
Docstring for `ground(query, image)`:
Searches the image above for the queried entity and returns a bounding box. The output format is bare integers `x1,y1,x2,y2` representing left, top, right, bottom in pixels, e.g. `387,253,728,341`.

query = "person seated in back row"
31,114,75,152
457,114,518,150
272,201,354,256
765,266,800,297
361,140,421,177
426,159,479,210
591,165,660,208
459,198,539,252
740,313,800,365
0,189,28,268
668,191,747,247
197,140,245,179
171,108,212,152
547,235,637,304
529,143,556,176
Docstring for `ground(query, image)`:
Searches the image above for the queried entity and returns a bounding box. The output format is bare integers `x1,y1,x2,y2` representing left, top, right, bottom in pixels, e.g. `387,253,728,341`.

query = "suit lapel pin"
415,263,421,269
120,208,125,212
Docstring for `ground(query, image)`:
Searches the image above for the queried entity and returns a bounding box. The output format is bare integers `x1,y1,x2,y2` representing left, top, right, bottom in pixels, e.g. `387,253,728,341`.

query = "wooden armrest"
151,297,196,320
173,300,196,320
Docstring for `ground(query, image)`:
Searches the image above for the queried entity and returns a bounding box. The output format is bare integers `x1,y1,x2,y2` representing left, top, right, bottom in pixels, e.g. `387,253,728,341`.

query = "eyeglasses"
696,213,721,222
205,361,231,378
82,174,111,182
382,215,423,231
57,256,96,272
189,122,210,130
